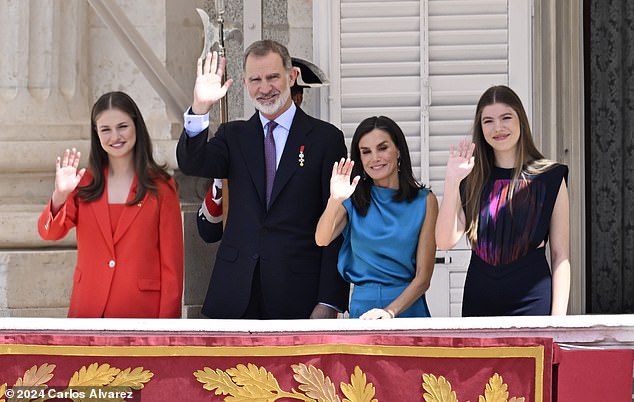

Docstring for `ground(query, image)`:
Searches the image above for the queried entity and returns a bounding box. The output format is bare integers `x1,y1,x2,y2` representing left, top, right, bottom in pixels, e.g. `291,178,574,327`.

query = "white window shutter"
335,0,425,180
427,0,511,196
321,0,533,317
326,0,531,195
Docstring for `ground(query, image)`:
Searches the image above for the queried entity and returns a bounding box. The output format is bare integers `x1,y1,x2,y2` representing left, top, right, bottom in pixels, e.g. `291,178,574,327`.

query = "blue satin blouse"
338,186,430,286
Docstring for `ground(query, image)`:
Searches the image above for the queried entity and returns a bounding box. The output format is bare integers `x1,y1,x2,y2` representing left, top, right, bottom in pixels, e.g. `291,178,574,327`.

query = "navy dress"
462,164,568,316
339,186,432,318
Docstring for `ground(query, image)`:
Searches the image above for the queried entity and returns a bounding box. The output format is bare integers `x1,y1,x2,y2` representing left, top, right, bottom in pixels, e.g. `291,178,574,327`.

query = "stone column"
0,0,190,316
0,0,91,316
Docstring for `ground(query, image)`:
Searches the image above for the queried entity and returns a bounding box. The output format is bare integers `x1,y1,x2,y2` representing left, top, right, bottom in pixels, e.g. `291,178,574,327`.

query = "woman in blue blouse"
316,116,438,319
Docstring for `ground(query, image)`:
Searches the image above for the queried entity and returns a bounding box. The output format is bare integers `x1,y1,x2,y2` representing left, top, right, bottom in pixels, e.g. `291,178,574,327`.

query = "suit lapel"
91,170,115,256
239,113,267,207
113,175,143,244
268,108,311,208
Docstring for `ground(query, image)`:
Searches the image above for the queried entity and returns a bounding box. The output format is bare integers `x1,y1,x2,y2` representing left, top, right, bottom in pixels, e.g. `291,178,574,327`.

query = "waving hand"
191,51,234,115
315,158,360,247
51,148,85,212
436,138,474,250
445,138,476,183
330,158,360,202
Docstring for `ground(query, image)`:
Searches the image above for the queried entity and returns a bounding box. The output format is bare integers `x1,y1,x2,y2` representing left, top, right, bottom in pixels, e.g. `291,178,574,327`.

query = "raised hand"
445,138,475,182
329,158,360,202
192,51,234,115
52,148,85,209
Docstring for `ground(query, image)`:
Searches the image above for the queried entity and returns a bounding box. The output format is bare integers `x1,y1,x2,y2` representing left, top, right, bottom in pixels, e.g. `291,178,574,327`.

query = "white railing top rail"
0,314,632,348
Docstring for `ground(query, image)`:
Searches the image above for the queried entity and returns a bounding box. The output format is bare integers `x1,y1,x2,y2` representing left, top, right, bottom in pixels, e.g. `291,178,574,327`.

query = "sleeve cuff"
318,302,343,313
199,185,223,223
184,107,210,137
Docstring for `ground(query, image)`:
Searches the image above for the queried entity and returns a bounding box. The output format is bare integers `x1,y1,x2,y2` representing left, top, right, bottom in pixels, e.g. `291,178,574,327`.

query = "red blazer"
38,171,184,318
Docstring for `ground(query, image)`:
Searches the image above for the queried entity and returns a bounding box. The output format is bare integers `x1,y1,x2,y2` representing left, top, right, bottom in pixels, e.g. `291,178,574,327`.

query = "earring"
362,171,367,181
397,158,401,172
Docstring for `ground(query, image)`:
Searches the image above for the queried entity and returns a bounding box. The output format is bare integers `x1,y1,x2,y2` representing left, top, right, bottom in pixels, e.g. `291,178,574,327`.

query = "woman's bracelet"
384,308,395,318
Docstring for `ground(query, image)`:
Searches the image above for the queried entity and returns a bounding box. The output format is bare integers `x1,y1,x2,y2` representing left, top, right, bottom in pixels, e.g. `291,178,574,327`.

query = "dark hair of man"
349,116,424,216
242,39,293,71
77,91,172,205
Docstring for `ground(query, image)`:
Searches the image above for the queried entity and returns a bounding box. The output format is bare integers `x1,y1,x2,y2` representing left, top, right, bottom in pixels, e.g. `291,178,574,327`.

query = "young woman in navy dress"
436,85,570,316
316,116,438,319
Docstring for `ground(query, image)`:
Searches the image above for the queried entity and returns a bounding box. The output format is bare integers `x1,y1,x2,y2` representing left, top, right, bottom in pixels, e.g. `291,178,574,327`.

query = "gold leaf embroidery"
11,364,56,402
194,367,243,395
0,363,150,402
69,363,120,387
292,363,340,402
193,364,528,402
478,373,508,402
225,363,285,397
52,364,153,402
196,364,312,401
340,366,378,402
109,367,153,390
14,364,55,387
422,373,458,402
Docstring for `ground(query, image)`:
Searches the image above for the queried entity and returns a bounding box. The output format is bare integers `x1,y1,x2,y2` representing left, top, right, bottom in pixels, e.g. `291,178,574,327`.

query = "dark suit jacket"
177,107,349,318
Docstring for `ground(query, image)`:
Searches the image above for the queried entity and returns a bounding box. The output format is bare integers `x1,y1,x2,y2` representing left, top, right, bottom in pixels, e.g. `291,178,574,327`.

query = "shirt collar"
259,101,297,132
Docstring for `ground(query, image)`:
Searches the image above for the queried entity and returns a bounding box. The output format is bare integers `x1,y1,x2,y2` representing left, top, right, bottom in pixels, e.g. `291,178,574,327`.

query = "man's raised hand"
192,51,234,115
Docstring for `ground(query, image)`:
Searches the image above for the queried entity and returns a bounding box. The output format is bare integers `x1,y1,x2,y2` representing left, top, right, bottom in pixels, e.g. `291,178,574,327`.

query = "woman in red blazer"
38,92,184,318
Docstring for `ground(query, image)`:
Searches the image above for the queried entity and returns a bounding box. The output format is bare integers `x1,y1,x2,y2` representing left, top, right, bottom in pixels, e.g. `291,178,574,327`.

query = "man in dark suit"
177,40,349,319
196,57,330,244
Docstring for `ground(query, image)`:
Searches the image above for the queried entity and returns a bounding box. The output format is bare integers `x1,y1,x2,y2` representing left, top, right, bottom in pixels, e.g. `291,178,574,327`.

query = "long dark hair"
77,91,171,205
350,116,424,216
464,85,554,244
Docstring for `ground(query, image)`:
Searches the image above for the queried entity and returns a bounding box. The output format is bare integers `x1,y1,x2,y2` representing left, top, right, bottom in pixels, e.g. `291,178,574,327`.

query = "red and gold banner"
0,333,552,401
554,345,634,401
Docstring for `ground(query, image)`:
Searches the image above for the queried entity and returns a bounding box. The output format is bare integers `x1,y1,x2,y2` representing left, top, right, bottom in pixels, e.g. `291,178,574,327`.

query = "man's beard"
249,88,291,116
